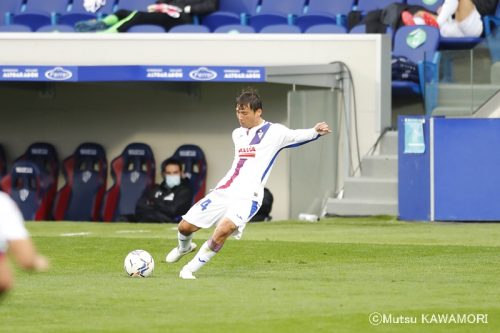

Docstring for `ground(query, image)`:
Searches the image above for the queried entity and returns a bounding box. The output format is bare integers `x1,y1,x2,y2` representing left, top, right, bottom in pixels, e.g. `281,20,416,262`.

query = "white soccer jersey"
214,121,320,200
0,192,29,253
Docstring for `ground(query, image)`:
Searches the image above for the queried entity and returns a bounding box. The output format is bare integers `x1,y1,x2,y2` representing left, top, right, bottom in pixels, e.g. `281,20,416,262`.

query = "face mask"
165,175,181,188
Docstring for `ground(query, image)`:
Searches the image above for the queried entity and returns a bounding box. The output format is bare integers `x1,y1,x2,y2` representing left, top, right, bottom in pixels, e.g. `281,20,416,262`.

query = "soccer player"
0,191,49,296
165,89,332,279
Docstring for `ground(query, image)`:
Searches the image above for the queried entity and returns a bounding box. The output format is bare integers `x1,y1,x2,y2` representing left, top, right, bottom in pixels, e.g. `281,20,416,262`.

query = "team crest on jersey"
257,129,264,139
238,146,256,158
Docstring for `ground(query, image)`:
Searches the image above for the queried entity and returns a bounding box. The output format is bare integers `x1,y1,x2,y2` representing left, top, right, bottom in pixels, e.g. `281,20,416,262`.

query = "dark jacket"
135,179,193,223
472,0,499,17
158,0,218,15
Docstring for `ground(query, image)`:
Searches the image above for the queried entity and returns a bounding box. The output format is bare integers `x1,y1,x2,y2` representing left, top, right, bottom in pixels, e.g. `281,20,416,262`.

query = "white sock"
185,241,217,273
178,231,193,252
437,0,458,26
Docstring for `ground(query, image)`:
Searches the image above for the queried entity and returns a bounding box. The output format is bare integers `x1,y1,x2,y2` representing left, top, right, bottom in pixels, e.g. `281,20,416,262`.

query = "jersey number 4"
200,199,212,211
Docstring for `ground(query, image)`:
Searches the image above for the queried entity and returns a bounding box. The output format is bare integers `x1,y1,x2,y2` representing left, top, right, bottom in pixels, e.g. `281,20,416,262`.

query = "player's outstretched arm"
314,122,332,136
8,239,49,272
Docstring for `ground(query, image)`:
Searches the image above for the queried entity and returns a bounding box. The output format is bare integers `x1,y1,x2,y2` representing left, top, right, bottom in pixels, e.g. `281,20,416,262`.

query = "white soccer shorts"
182,190,261,239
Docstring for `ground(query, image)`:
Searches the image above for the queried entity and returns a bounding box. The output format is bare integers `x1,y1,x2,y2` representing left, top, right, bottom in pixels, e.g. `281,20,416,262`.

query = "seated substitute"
76,0,218,33
135,158,193,223
402,0,499,37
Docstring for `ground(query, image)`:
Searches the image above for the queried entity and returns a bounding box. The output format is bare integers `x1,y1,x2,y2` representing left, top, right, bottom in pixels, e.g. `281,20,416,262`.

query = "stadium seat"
128,24,166,32
0,144,6,180
484,3,500,36
406,0,443,13
169,144,207,203
485,4,500,62
12,0,69,31
58,0,116,26
213,24,255,33
115,0,154,12
15,142,59,219
1,161,51,220
356,0,404,13
295,0,354,32
169,24,209,33
53,143,107,221
392,26,441,114
37,24,74,32
349,23,394,41
0,0,22,25
202,0,259,31
0,24,32,32
305,24,347,34
248,0,306,32
260,24,301,33
102,143,155,222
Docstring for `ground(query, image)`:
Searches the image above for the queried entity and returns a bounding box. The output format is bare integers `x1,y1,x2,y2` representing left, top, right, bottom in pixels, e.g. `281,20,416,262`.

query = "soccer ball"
124,249,155,277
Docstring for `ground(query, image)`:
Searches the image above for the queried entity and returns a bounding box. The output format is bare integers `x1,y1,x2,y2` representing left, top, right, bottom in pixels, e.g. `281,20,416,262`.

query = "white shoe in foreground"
179,266,196,280
165,243,197,263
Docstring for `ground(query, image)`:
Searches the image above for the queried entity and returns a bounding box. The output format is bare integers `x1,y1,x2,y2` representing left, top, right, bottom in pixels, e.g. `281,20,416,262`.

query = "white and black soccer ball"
124,249,155,277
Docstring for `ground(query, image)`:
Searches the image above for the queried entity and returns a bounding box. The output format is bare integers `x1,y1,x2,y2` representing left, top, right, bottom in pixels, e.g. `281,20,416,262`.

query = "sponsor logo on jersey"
238,146,256,158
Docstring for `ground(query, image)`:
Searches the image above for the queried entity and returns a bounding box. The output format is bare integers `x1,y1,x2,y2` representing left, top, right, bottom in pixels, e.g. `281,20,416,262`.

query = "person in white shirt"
165,88,332,279
0,192,49,295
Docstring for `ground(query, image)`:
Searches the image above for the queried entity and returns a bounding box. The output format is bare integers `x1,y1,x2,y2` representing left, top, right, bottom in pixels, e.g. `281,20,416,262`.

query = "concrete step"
343,177,398,201
379,130,398,155
438,83,500,107
325,198,398,216
361,155,398,178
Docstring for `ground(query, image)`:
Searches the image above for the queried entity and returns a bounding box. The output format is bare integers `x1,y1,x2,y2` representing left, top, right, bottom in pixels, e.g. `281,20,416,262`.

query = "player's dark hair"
161,158,182,173
236,88,262,112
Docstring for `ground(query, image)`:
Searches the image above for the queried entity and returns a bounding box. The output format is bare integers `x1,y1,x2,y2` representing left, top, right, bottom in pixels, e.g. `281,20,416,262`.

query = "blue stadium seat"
484,2,500,36
0,0,22,25
213,24,255,33
305,24,347,34
248,0,306,32
406,0,443,13
170,144,207,203
0,24,32,32
0,144,6,180
202,0,259,31
485,4,500,62
349,24,367,33
102,143,156,222
128,24,166,32
15,142,59,219
169,24,209,33
392,26,441,113
349,23,394,41
356,0,404,13
295,0,354,32
59,0,116,26
1,161,51,220
12,0,69,31
260,24,301,33
37,24,74,32
115,0,154,11
54,143,108,221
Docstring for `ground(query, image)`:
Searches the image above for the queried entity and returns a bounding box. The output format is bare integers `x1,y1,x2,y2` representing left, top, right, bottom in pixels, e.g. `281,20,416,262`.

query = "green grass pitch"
1,217,499,333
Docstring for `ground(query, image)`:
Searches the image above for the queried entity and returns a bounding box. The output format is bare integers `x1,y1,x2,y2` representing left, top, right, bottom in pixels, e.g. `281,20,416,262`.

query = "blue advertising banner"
0,66,78,81
0,65,265,82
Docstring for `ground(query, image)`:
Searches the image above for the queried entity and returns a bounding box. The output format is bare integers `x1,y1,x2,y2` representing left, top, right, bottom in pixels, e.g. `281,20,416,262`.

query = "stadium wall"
0,34,390,220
